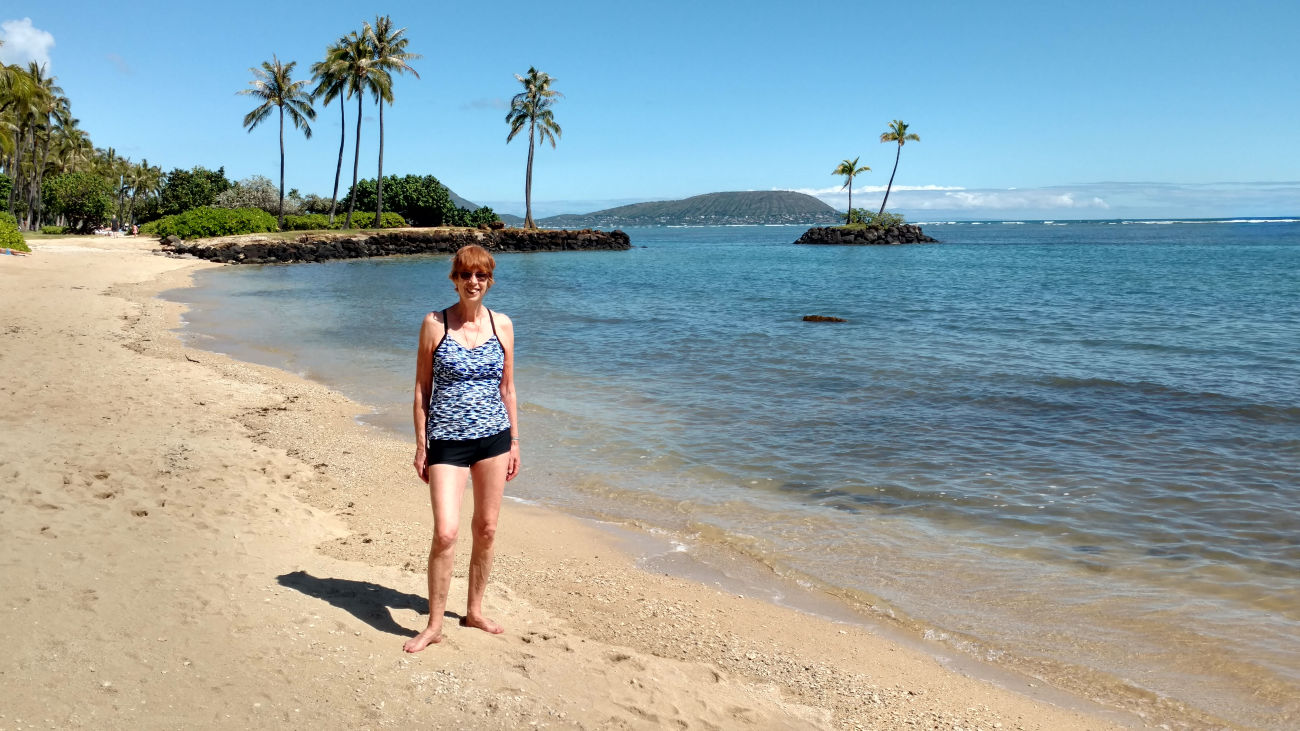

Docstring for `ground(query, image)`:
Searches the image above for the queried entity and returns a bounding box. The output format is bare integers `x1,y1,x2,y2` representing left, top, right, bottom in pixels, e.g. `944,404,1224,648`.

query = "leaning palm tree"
238,54,316,228
505,67,562,229
366,15,420,223
877,119,920,215
832,156,870,224
311,38,352,224
336,28,390,230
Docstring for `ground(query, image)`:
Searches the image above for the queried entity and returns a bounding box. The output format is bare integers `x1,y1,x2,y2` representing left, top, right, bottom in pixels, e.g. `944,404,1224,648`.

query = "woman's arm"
495,312,521,481
412,311,442,482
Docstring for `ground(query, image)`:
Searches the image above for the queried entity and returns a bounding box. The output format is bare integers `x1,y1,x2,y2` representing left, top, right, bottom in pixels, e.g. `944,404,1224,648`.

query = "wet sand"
0,235,1133,729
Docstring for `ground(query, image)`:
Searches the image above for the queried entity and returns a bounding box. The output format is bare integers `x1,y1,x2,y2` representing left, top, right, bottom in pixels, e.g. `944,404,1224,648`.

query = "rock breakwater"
158,227,631,264
793,225,936,246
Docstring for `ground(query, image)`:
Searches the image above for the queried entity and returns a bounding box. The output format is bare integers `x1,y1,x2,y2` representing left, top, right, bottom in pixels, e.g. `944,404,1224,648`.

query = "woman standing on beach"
405,244,520,653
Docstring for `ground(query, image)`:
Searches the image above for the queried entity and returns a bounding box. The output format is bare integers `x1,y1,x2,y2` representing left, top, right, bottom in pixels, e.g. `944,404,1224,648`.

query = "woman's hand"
413,448,428,483
506,442,520,482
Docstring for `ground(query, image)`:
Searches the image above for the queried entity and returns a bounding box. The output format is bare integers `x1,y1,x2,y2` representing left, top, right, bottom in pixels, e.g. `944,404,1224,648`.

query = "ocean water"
168,219,1300,729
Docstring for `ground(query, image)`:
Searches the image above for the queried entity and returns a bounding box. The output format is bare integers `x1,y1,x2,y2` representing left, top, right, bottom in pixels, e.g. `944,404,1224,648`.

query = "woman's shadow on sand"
276,570,458,637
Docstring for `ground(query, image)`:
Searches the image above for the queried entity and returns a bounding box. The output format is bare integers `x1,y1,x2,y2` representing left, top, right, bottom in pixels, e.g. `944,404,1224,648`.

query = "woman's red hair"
448,244,495,281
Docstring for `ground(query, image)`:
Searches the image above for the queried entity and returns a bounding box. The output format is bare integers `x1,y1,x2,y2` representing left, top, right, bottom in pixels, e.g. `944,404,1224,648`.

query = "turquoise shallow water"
169,219,1300,728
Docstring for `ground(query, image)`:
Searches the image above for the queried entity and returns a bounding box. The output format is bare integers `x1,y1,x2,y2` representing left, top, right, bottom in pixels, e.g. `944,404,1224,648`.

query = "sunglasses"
455,271,492,281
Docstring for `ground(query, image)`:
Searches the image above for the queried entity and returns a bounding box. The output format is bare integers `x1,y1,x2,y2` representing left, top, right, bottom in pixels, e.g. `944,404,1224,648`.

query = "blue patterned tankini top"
426,309,512,442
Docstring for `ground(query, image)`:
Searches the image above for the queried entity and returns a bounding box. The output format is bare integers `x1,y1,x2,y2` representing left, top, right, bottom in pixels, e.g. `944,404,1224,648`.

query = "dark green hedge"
284,211,407,231
141,207,278,240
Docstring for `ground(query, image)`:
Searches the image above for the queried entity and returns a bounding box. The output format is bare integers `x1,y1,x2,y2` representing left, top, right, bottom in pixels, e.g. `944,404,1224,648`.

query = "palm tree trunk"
32,122,51,228
879,144,901,216
345,94,363,229
278,105,286,229
7,128,23,217
847,183,852,225
524,122,536,229
329,101,344,224
375,101,384,225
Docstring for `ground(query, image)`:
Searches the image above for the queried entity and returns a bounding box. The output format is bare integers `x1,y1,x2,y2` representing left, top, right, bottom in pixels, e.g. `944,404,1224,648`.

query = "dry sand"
0,236,1135,729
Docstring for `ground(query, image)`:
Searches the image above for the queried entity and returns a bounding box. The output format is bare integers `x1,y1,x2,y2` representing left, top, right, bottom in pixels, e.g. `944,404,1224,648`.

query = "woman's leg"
461,451,510,634
403,463,470,653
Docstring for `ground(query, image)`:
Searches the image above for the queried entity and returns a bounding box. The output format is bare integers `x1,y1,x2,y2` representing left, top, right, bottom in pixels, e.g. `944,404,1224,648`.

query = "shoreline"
2,235,1140,728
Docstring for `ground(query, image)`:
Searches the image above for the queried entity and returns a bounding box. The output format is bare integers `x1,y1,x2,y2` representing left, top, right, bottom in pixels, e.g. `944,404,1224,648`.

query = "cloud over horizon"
0,18,54,70
805,181,1300,220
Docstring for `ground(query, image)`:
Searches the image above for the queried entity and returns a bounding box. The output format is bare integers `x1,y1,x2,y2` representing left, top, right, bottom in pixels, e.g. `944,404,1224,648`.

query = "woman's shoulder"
489,309,514,331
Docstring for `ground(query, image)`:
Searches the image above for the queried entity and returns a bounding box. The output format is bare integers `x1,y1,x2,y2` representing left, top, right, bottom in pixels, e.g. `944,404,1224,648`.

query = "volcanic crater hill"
501,191,842,227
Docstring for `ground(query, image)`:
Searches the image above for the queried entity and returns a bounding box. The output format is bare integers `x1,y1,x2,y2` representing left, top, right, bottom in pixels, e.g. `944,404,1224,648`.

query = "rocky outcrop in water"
793,225,936,246
158,227,631,264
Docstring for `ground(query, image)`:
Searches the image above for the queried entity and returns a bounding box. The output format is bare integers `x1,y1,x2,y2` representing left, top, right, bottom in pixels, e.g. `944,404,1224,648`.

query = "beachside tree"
505,67,562,229
310,39,352,225
1,62,42,219
336,27,391,229
238,55,317,228
877,119,920,215
366,15,420,224
832,156,870,225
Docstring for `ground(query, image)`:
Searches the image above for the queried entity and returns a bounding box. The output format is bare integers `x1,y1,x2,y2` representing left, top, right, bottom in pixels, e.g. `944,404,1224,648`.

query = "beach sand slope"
0,237,1128,729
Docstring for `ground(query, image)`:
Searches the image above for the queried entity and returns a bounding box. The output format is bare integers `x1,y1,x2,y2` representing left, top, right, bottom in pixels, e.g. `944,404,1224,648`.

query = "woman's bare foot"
403,626,444,653
459,614,504,635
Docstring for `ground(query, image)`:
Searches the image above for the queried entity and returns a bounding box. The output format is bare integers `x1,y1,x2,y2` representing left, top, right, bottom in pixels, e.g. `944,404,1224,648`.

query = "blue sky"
3,1,1298,219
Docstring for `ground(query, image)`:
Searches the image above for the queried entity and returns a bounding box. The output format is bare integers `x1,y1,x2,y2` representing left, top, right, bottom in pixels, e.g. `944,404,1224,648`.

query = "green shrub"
284,213,337,231
146,206,278,240
342,211,406,229
466,206,500,227
0,211,29,251
841,209,906,229
40,225,66,235
343,174,464,227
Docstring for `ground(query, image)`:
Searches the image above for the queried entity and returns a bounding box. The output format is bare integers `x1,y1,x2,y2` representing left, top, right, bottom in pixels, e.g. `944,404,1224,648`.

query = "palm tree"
505,67,562,229
832,156,870,225
877,119,920,215
26,64,65,227
311,39,351,225
238,54,316,228
366,15,420,224
335,28,390,229
126,158,161,225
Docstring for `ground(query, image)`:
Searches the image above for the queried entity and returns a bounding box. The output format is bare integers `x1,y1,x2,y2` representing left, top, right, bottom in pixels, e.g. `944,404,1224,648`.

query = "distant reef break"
793,224,937,246
159,227,631,265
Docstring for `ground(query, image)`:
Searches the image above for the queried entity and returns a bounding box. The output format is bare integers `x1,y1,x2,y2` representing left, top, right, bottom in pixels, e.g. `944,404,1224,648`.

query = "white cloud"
0,18,55,70
791,184,965,196
106,52,132,75
461,97,509,111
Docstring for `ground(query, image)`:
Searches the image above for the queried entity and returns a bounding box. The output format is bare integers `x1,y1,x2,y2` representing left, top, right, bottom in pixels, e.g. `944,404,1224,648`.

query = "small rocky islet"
793,224,937,246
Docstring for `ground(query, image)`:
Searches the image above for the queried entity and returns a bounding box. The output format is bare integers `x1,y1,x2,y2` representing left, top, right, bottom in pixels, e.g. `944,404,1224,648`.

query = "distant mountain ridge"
498,191,840,227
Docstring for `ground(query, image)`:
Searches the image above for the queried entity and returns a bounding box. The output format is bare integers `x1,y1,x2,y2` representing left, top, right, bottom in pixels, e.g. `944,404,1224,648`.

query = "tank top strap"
487,308,499,339
436,309,450,349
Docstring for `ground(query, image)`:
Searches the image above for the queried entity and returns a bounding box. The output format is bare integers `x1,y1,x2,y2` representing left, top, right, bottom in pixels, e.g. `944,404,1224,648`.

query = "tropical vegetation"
878,119,920,215
140,206,279,239
343,174,497,227
506,67,562,229
0,211,29,251
832,157,870,224
1,22,513,240
842,209,906,229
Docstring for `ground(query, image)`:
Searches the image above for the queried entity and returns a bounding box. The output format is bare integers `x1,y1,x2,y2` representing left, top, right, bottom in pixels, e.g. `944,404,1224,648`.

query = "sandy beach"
0,236,1133,729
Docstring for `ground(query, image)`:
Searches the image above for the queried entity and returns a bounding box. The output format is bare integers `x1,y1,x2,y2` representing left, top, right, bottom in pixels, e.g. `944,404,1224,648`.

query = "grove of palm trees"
2,16,522,239
830,119,920,228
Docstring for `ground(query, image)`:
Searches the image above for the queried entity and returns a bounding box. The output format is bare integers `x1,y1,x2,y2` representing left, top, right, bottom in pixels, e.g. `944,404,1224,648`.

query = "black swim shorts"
426,428,512,468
